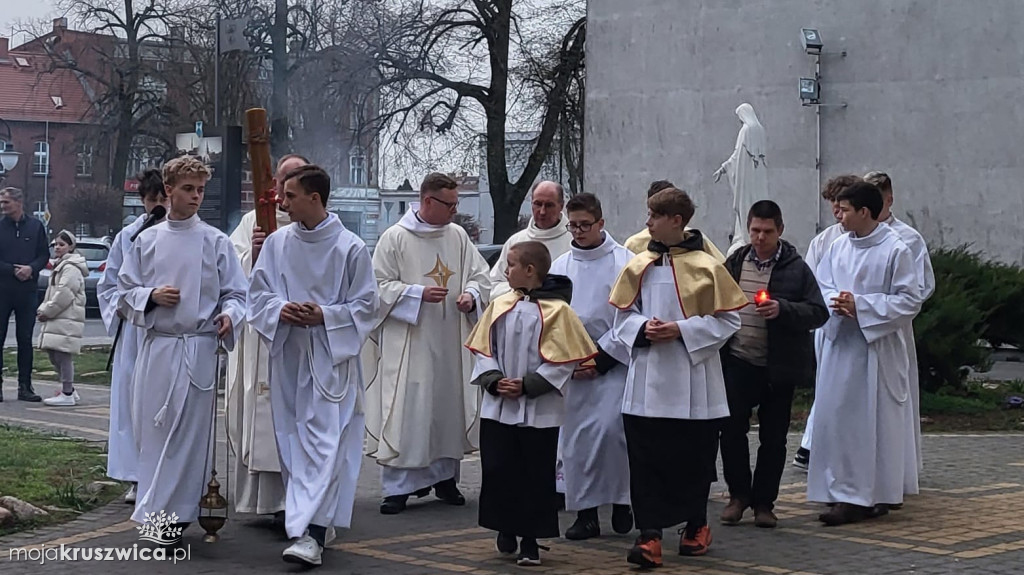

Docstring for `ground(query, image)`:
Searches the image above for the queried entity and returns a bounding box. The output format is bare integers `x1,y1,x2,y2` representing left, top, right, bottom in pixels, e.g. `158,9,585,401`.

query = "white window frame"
349,148,367,186
34,141,49,175
76,144,94,177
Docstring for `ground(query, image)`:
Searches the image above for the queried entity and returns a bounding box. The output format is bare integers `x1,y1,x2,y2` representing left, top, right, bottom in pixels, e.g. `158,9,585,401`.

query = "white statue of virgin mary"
713,103,768,255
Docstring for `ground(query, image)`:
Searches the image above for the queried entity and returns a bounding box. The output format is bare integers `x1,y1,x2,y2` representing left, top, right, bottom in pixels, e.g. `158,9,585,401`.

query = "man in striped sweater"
718,200,829,528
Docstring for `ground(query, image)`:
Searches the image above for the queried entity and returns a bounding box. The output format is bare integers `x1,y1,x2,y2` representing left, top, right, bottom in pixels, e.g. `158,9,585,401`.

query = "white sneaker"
325,527,336,545
124,484,137,504
282,535,322,566
43,393,77,407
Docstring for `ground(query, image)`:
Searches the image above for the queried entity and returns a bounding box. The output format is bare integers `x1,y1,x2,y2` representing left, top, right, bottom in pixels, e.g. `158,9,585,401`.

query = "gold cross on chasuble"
424,254,457,288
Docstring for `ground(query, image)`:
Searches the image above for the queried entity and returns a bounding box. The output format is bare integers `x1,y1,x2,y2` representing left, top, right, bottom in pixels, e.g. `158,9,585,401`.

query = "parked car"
476,243,503,268
37,238,110,315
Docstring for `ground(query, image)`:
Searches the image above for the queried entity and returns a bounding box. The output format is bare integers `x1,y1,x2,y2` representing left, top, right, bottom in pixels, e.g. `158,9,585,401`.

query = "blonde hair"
162,155,212,187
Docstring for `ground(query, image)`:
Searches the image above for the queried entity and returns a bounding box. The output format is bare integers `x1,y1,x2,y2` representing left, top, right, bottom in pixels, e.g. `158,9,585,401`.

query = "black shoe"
18,389,41,402
565,514,600,540
380,495,408,514
611,504,634,534
413,486,432,498
516,538,546,566
495,532,517,555
433,478,466,506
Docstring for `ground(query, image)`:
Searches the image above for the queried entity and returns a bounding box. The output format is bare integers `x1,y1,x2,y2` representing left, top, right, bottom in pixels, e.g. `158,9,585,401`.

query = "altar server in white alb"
118,156,247,535
363,172,490,515
809,181,922,526
248,165,379,567
549,193,634,540
97,168,168,504
793,174,863,470
225,153,308,519
864,170,935,475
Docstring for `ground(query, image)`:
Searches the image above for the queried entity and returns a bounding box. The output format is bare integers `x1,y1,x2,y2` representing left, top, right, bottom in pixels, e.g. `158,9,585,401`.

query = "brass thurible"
198,342,229,542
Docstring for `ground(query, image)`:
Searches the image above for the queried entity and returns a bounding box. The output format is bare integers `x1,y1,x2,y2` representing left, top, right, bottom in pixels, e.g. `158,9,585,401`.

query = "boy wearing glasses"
550,193,635,540
364,172,492,514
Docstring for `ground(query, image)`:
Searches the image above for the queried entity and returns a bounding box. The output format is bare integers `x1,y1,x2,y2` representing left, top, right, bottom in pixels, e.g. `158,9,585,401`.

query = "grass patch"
2,345,111,386
0,423,123,536
786,382,1024,432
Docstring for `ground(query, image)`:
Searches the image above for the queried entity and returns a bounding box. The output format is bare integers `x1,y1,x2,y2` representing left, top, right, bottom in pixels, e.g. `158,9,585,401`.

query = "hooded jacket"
37,252,89,354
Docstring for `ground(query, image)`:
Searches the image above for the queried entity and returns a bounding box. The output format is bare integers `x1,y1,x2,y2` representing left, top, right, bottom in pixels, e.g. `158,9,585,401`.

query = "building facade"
585,1,1024,263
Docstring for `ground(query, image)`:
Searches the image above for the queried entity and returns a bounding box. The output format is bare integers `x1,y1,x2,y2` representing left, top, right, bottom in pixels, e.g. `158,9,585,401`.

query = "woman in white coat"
37,230,88,407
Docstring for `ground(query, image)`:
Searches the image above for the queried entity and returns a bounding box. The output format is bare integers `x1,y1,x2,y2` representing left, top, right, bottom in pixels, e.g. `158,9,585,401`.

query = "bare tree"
353,0,586,243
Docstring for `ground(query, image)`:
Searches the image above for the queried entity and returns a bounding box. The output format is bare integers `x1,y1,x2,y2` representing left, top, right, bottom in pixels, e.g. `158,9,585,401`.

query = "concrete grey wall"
585,0,1024,263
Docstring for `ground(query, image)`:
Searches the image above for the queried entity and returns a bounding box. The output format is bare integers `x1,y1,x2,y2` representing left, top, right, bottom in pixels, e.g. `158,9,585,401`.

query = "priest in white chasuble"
808,181,923,527
97,168,167,504
117,156,247,533
247,165,379,567
488,181,572,298
623,179,726,262
225,153,307,518
363,172,492,515
549,193,634,541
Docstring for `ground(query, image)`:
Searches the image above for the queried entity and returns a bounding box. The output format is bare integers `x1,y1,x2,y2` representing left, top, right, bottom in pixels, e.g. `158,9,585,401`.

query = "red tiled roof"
0,49,97,125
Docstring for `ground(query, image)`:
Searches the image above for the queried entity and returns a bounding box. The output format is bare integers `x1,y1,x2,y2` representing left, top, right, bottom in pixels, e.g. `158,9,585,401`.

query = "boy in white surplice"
466,241,597,567
549,193,634,540
609,188,747,569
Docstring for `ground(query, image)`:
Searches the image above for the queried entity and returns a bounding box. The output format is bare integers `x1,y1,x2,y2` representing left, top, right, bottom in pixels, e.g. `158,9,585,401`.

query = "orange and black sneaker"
626,532,663,569
678,524,712,556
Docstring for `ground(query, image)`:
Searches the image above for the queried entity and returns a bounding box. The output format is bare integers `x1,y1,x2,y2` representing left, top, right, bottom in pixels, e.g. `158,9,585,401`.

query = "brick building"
0,32,112,236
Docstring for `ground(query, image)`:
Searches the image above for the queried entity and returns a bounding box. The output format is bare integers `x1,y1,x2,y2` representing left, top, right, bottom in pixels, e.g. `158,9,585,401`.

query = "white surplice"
248,214,379,538
118,214,247,525
799,222,847,452
97,215,146,482
886,214,935,473
807,223,922,507
613,264,741,421
549,233,633,510
471,302,578,428
489,216,572,298
363,207,490,497
226,208,291,514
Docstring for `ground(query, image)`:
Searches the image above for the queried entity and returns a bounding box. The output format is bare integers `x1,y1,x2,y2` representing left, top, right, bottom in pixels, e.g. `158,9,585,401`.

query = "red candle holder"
755,289,770,305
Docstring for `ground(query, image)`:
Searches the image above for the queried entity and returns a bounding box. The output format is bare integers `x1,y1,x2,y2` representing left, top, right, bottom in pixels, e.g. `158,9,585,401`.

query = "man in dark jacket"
0,187,50,402
718,200,828,528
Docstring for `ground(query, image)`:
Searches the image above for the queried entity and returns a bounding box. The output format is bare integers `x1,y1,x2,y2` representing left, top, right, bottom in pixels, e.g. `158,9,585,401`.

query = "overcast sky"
2,1,59,45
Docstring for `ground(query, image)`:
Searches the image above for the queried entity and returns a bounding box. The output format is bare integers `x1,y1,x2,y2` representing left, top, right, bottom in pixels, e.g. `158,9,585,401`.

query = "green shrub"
916,246,1024,392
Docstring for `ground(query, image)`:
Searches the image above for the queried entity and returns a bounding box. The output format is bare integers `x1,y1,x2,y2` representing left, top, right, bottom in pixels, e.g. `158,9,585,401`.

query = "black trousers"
719,355,795,510
0,288,37,388
623,414,721,531
478,419,560,539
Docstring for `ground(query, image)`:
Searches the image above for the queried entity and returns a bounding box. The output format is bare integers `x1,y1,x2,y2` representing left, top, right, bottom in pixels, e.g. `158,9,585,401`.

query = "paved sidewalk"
1,386,1023,574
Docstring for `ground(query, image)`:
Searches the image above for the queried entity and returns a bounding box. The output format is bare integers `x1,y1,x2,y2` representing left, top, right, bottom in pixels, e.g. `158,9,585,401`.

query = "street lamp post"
0,117,22,182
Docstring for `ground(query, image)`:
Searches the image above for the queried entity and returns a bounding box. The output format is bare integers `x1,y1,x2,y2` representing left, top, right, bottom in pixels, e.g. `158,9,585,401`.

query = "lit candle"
755,289,770,305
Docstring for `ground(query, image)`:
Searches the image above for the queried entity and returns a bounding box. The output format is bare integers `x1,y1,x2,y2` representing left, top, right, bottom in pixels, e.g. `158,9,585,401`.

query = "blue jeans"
0,287,37,389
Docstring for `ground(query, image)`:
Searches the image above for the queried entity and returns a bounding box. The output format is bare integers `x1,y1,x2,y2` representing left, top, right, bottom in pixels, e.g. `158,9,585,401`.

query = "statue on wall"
713,103,768,255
